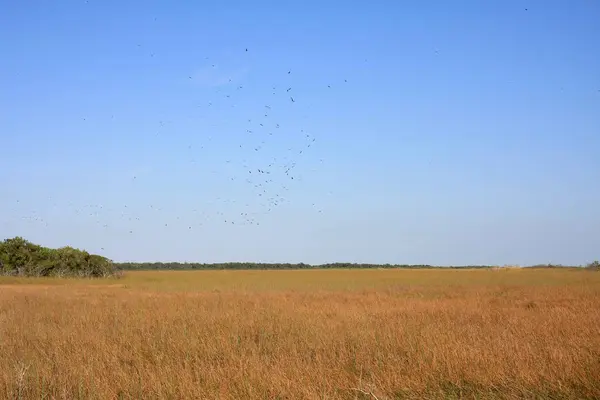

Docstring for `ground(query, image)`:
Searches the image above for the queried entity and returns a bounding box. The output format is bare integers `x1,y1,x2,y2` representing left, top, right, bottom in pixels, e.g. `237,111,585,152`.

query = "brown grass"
1,269,599,399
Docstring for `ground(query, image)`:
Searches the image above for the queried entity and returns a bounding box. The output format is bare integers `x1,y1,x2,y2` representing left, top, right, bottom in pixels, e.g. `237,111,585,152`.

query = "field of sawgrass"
1,268,599,399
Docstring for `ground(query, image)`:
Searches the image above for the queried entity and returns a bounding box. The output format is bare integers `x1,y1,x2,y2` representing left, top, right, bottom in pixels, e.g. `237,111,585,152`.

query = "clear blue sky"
1,0,599,265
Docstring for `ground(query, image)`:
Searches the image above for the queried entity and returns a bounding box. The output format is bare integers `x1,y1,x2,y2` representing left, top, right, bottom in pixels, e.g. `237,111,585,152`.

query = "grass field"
1,268,599,399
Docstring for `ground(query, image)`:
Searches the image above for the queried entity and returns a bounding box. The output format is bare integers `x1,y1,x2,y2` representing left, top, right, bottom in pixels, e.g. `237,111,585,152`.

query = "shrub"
586,261,600,271
0,237,119,278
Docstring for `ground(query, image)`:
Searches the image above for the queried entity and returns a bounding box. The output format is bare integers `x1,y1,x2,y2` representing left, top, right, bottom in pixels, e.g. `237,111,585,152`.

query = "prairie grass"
1,269,599,399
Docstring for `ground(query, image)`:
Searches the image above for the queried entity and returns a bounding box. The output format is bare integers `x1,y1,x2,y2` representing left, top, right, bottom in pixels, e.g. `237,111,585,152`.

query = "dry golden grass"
1,269,599,399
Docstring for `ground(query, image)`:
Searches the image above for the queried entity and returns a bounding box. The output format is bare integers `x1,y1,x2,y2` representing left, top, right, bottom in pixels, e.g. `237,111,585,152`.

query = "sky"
1,0,599,266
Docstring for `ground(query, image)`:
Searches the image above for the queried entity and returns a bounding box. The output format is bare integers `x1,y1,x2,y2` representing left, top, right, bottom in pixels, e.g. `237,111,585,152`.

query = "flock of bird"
3,43,345,248
4,6,561,254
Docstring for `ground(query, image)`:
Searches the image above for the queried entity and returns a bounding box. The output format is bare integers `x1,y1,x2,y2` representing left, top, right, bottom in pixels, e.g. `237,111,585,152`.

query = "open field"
1,269,599,399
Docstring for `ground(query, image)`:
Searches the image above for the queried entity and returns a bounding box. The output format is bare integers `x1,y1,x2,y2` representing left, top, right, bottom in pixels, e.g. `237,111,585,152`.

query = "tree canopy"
0,237,118,278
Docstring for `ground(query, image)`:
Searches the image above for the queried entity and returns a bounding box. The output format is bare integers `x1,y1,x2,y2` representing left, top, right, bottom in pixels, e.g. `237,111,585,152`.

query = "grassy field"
1,268,599,399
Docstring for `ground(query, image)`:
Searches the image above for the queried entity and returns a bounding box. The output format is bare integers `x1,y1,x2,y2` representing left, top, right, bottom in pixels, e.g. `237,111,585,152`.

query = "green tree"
0,237,119,278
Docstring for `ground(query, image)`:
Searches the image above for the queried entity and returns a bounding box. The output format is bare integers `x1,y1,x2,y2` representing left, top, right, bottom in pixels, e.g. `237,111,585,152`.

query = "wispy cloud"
189,65,249,87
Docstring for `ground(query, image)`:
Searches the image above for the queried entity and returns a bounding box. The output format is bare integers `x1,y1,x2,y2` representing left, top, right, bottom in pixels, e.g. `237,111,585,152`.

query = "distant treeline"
115,262,587,271
116,262,454,270
0,237,118,278
2,237,596,276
